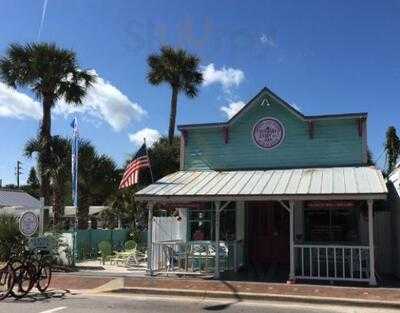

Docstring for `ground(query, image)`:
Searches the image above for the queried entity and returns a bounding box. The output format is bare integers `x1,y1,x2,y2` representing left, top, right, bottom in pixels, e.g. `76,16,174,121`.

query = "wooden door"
247,202,289,265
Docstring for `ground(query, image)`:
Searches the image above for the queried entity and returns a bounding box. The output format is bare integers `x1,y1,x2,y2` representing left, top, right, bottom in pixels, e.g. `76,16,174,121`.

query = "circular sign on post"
252,117,285,150
19,211,39,237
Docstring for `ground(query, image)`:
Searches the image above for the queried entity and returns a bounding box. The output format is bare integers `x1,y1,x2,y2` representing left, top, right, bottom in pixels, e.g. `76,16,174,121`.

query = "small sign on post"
19,211,39,237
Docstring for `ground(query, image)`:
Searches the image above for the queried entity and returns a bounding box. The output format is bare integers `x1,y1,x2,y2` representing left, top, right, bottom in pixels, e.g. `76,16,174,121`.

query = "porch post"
147,201,154,276
214,201,221,279
289,200,295,281
368,199,377,286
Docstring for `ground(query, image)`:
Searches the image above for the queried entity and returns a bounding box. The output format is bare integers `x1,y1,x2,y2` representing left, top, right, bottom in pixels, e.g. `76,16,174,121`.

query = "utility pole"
15,161,22,188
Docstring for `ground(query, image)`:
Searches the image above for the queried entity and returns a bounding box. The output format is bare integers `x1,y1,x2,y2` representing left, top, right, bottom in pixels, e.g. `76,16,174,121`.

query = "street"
0,291,397,313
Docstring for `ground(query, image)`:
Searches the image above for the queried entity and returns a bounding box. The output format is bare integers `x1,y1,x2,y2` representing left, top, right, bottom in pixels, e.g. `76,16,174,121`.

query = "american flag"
119,143,151,189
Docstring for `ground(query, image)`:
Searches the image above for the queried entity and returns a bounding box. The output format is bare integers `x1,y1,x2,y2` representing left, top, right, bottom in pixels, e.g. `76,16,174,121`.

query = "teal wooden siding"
183,95,364,170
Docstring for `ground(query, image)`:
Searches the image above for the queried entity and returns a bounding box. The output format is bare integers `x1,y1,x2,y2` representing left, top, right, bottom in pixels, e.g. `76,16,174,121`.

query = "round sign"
19,211,39,237
252,117,285,150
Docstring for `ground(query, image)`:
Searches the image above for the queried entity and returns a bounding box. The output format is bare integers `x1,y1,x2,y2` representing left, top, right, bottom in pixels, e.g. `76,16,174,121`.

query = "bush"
0,214,26,261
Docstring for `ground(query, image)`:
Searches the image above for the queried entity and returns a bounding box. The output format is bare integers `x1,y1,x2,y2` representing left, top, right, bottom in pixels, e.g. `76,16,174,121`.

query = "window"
189,204,214,241
304,208,359,243
188,202,236,241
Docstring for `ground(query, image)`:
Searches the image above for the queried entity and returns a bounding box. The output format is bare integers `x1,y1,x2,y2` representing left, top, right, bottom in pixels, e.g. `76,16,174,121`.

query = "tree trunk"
168,87,178,144
39,97,53,205
53,175,65,228
78,192,90,229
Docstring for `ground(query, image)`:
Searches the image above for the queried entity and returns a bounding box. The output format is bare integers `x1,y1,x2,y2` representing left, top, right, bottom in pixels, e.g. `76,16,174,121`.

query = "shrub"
0,214,26,261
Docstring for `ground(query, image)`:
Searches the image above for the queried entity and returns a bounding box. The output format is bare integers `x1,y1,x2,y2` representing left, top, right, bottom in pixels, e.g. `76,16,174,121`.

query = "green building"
136,87,387,285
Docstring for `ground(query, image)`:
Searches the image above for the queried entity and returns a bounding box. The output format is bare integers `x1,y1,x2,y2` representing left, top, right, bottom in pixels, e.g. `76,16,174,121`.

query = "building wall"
183,93,365,170
388,170,400,277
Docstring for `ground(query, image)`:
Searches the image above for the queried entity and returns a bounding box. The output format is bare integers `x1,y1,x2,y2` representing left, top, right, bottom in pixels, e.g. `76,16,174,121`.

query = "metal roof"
45,206,108,217
135,167,387,202
0,190,41,209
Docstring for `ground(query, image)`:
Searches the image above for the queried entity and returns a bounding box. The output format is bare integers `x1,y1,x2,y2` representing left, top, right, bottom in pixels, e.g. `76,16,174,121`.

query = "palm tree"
25,136,71,227
25,137,120,229
147,46,203,143
0,42,95,204
77,140,119,229
385,126,400,174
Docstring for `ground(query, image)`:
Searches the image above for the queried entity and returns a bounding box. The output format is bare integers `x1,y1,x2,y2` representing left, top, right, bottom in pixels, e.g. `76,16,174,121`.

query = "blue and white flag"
71,117,79,208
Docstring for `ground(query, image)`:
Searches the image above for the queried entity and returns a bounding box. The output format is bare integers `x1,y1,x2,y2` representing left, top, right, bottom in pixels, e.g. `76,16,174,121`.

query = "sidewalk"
50,273,400,309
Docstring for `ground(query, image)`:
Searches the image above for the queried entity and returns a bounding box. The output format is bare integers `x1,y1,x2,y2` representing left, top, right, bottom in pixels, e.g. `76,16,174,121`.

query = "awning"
135,166,387,202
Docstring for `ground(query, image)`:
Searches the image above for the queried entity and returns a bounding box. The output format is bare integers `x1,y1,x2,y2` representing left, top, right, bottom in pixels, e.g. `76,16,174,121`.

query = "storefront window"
189,204,214,241
188,202,236,241
304,207,359,243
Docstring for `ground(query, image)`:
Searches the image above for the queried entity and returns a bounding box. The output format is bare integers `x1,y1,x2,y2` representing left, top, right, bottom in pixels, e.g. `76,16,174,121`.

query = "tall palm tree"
147,46,203,143
0,42,95,204
385,126,400,174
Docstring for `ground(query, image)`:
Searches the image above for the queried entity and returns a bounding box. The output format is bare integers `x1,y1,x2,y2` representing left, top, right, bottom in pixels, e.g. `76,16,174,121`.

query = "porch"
135,167,387,285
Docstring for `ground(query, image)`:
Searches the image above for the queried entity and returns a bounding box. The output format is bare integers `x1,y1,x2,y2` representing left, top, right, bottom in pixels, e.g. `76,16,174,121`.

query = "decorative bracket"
357,118,365,137
222,126,229,144
182,130,188,146
308,121,315,139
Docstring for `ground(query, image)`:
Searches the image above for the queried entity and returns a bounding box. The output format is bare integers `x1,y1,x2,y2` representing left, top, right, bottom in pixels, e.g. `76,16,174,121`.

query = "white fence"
294,244,370,282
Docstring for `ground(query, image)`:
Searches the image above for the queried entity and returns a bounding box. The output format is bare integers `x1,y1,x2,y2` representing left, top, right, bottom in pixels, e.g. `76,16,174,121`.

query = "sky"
0,0,399,185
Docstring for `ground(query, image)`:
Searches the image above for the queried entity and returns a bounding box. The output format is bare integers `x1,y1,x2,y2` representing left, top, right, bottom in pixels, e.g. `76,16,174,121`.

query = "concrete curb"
108,287,400,309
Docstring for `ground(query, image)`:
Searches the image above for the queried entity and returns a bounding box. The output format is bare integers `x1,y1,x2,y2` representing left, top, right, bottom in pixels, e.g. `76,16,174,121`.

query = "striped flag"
119,143,151,189
71,117,79,207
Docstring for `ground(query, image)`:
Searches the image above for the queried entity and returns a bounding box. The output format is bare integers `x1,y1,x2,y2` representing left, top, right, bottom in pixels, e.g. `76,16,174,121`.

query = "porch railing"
294,244,370,282
152,240,243,274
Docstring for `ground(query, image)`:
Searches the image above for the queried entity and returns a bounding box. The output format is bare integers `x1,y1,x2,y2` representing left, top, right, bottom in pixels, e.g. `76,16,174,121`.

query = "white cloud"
128,128,161,147
260,33,276,47
0,70,146,131
220,101,245,119
54,70,146,131
201,63,244,91
0,82,42,120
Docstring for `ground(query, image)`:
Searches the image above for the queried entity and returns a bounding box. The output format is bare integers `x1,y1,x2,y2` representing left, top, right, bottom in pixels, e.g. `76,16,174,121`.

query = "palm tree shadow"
203,280,242,311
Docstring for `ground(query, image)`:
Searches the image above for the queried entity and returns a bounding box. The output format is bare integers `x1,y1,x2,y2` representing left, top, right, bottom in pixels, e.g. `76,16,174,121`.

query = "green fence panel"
72,229,129,261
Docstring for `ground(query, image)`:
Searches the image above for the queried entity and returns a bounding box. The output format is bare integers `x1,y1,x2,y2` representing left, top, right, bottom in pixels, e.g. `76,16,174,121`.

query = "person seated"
193,227,205,241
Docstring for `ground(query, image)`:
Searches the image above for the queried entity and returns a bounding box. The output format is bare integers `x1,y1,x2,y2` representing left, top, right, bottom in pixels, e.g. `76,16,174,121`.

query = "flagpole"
71,117,79,267
144,138,154,183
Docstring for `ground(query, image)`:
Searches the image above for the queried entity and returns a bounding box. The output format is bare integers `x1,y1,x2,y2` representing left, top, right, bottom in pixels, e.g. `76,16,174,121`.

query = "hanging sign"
305,201,357,209
19,211,39,237
252,117,285,150
159,202,203,209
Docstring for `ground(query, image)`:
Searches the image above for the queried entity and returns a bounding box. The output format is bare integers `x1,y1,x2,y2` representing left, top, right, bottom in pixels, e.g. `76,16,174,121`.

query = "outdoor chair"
98,241,112,265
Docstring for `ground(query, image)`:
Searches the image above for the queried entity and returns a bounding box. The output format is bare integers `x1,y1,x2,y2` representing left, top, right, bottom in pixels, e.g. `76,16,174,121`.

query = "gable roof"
178,87,367,130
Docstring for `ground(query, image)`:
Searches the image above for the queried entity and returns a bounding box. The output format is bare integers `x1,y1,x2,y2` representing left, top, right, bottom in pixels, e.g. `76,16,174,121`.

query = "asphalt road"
0,291,396,313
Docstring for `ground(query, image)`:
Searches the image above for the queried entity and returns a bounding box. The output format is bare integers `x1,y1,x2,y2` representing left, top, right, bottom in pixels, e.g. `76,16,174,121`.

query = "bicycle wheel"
26,261,39,292
10,265,32,299
36,264,51,293
0,266,14,301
